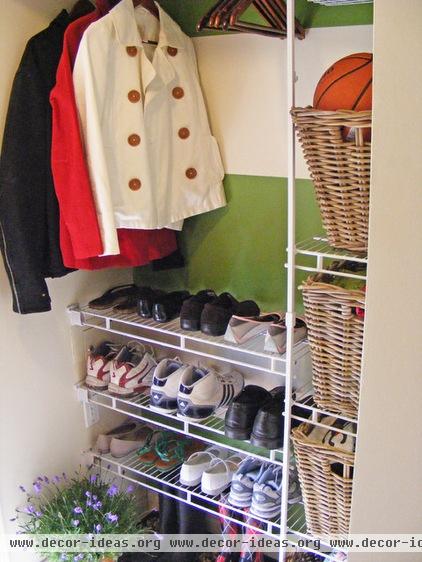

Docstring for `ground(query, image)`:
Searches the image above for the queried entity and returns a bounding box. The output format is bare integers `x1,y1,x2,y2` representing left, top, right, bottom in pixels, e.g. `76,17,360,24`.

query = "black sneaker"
180,289,217,331
200,293,260,336
224,385,272,440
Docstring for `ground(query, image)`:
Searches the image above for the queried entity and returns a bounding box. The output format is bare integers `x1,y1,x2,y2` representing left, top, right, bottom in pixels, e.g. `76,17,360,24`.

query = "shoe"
288,469,302,504
113,286,162,314
250,466,282,519
180,446,230,487
228,458,267,508
88,284,139,310
201,454,244,496
224,385,273,441
264,316,307,354
137,430,171,465
200,293,260,337
95,420,139,454
152,291,191,323
250,387,286,450
110,425,153,458
108,342,156,397
85,341,121,390
154,439,203,473
150,357,185,414
225,313,283,344
180,290,217,331
137,289,167,318
177,366,244,421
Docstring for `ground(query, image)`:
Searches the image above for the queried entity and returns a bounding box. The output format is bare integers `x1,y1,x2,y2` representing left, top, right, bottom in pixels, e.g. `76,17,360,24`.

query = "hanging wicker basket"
292,107,372,252
300,267,365,417
292,421,355,538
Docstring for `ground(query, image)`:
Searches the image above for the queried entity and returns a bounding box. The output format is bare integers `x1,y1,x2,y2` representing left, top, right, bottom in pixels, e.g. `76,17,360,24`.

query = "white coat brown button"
128,134,141,146
178,127,190,140
172,87,184,99
128,90,141,103
129,178,142,191
126,46,138,57
167,46,178,57
185,168,197,179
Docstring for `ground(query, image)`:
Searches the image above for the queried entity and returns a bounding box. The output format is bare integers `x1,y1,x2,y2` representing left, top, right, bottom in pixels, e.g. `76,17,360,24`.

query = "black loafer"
200,293,260,336
137,289,166,318
224,385,272,440
250,387,286,449
180,289,217,331
152,291,190,323
250,389,311,449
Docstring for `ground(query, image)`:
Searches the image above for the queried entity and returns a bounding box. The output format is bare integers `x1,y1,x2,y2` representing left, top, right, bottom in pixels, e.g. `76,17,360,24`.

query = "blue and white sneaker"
228,458,267,508
177,366,244,422
250,466,283,519
150,357,185,414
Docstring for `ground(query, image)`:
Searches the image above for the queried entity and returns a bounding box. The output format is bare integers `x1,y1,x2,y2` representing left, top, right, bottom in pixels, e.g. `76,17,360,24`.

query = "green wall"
135,175,324,312
159,0,373,36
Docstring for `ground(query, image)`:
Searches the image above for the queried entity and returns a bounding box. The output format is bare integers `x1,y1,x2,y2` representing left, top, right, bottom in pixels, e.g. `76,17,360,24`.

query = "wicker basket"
292,422,355,538
300,268,365,417
291,107,371,252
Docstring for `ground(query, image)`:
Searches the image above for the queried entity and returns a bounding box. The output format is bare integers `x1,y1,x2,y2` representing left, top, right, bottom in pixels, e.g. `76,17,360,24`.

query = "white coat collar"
110,0,185,50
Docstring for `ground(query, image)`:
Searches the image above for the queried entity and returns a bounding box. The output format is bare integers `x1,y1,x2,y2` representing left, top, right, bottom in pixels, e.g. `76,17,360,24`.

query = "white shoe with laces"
150,357,185,414
177,365,244,422
85,341,121,390
108,341,156,397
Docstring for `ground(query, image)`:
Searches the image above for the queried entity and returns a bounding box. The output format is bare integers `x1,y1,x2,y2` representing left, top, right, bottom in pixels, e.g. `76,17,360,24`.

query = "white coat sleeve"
72,32,120,256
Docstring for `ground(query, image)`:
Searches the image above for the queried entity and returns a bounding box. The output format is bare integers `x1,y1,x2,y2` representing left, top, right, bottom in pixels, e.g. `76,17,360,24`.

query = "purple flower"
85,491,91,498
106,512,118,523
92,501,102,511
72,519,80,527
43,476,50,484
89,475,97,483
94,524,102,534
106,484,118,497
37,476,43,482
33,482,42,495
86,499,92,507
35,511,43,518
92,495,97,501
73,507,83,515
53,475,61,484
24,505,35,514
74,555,84,561
19,485,26,493
126,485,134,494
60,555,68,561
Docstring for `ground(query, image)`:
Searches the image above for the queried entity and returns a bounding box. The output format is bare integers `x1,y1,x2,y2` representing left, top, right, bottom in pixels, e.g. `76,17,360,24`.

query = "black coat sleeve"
0,42,53,313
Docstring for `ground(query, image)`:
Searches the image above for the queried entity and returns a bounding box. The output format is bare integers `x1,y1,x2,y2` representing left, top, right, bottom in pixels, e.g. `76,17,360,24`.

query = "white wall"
349,1,422,561
0,2,130,560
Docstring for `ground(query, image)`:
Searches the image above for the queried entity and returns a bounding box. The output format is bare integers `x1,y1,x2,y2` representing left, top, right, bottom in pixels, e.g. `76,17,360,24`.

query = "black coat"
0,10,80,314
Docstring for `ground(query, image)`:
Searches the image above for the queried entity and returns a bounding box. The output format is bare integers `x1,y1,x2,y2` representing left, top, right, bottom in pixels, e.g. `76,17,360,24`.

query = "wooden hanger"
133,0,159,19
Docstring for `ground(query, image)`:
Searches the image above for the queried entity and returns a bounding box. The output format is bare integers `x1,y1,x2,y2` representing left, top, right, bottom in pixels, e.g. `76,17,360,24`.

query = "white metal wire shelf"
82,385,284,465
69,305,310,377
94,451,343,561
291,236,367,280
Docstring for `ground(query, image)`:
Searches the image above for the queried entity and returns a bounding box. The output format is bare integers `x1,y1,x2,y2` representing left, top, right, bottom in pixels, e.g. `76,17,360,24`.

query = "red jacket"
50,1,176,268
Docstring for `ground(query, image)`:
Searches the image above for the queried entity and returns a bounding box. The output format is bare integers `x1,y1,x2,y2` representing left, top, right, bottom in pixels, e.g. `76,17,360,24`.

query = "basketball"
314,53,373,141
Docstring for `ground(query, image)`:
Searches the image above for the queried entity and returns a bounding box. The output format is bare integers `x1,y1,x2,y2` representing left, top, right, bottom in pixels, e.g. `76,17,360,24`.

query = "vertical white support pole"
280,0,296,560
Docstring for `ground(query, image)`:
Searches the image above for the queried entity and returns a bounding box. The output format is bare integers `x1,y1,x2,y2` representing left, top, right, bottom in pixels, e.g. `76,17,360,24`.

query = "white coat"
73,0,226,255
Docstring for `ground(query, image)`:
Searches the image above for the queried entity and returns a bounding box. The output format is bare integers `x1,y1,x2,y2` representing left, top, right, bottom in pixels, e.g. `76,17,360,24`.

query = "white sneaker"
108,342,156,397
180,446,230,487
85,341,120,390
177,366,244,421
201,454,244,496
150,357,185,414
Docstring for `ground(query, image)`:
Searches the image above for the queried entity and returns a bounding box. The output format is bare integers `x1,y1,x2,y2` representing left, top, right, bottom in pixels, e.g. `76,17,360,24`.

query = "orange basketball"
314,53,373,141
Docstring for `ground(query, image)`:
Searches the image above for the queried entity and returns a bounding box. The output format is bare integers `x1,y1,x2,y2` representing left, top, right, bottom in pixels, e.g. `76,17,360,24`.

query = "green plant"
13,467,142,561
